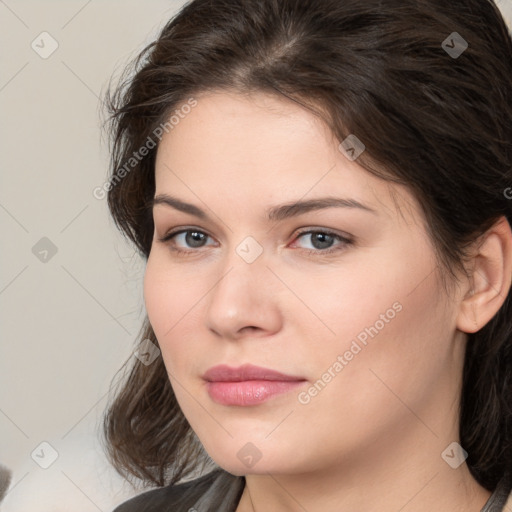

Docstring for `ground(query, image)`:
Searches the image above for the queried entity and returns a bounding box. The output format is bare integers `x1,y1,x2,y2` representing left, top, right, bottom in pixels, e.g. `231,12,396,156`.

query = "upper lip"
203,364,305,382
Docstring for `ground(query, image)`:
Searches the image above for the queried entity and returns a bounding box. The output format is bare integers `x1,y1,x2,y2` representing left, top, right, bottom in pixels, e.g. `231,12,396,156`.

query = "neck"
237,425,491,512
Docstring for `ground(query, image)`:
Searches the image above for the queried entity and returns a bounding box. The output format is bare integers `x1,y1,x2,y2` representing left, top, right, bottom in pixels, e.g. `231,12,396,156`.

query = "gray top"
113,469,512,512
481,472,512,512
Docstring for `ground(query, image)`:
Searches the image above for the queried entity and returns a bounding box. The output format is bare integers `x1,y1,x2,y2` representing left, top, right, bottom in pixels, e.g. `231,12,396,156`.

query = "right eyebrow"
152,194,208,219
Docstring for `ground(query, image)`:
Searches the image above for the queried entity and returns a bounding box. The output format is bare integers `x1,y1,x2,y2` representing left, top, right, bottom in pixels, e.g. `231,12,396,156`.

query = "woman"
102,0,512,510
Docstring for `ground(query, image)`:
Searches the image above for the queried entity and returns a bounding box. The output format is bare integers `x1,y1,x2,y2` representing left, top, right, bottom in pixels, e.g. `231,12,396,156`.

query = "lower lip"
206,380,305,406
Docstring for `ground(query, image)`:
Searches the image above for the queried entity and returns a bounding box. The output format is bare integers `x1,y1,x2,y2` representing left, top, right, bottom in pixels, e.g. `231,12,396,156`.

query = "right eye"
158,228,217,256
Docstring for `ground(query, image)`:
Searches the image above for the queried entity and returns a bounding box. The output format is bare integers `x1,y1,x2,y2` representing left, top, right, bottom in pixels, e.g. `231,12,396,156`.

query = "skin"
144,90,512,512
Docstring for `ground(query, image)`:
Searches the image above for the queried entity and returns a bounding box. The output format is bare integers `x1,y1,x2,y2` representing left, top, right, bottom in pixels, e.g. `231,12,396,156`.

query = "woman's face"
144,91,466,476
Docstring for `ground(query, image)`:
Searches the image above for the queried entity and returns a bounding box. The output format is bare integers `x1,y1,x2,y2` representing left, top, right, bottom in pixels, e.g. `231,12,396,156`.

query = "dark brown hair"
101,0,512,493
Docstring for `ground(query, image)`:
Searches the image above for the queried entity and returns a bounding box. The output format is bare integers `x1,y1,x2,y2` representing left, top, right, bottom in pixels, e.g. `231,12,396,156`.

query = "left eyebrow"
266,197,378,222
151,194,377,222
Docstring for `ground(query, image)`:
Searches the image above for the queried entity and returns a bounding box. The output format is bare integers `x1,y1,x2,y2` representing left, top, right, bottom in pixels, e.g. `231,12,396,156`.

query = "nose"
204,244,283,341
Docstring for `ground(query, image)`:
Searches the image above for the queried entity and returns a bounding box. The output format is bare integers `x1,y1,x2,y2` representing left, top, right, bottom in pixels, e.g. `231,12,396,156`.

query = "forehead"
154,90,420,224
156,90,337,173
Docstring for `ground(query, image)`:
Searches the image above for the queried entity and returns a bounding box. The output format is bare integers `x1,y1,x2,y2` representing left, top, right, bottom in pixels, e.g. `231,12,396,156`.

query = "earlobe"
456,216,512,334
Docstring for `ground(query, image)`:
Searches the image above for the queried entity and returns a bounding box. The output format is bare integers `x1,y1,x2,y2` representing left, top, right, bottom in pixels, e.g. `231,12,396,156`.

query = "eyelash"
157,227,354,257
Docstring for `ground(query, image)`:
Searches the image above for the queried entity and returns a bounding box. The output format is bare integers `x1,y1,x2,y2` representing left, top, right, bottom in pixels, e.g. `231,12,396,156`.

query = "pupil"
312,232,333,250
187,231,205,247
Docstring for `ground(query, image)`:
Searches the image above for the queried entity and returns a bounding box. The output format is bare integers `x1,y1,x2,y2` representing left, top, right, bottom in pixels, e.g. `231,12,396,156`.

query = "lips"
203,364,306,406
203,363,305,382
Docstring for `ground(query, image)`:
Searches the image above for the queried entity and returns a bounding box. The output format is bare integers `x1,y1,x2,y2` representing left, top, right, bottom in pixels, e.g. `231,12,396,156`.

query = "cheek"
278,252,424,367
281,260,453,466
143,255,172,334
301,255,453,424
143,253,204,373
295,232,451,387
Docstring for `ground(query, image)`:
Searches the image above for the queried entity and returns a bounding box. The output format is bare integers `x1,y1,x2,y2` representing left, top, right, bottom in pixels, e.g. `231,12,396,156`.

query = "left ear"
457,216,512,333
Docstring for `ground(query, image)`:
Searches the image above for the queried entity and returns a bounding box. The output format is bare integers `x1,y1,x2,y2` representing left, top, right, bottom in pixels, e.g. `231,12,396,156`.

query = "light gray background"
1,1,511,510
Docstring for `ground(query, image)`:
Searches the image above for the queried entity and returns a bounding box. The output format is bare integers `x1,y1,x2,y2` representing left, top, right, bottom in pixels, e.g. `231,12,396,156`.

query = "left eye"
292,230,351,253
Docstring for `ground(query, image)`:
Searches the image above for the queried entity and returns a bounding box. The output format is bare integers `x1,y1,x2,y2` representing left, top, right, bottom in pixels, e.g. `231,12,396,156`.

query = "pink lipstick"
203,364,306,406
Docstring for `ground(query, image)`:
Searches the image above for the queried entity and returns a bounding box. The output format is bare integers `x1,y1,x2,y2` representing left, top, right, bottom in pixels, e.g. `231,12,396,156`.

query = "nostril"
241,326,259,333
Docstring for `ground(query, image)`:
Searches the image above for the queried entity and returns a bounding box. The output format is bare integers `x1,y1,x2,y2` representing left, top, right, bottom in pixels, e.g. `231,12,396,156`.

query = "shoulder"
489,471,512,512
504,491,512,511
112,469,243,512
111,471,216,512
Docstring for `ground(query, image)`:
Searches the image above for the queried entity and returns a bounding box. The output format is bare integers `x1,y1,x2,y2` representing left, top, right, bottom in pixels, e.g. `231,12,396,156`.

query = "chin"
213,460,277,477
204,445,296,477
